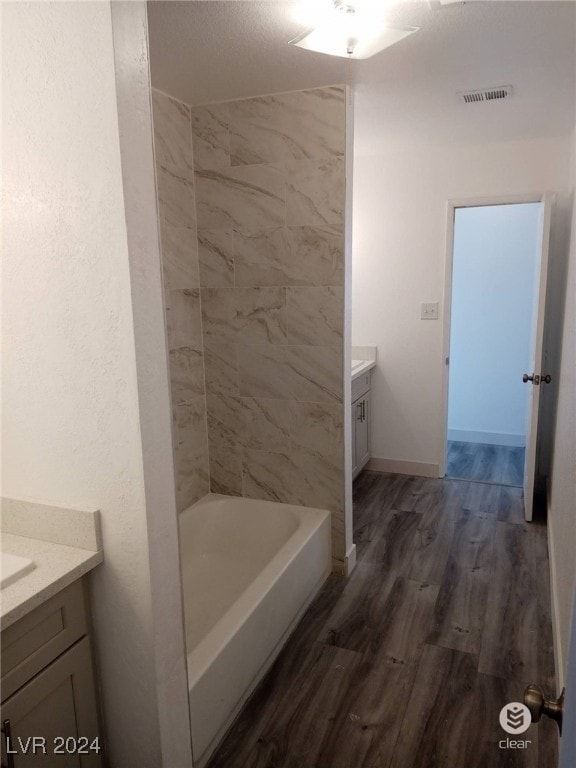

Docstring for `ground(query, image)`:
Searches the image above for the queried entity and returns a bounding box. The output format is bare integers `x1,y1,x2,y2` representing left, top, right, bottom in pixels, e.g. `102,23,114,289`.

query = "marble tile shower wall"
191,86,347,561
152,89,210,511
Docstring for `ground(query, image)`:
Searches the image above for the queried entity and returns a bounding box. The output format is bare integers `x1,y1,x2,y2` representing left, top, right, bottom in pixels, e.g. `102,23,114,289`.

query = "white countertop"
1,497,103,630
351,358,376,380
1,534,103,630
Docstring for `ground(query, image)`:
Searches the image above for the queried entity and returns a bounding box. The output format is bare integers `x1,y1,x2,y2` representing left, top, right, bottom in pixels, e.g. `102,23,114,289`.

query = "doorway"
445,202,542,486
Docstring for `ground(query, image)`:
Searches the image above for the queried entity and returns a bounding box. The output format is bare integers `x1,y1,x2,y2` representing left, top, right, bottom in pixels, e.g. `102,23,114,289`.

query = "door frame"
439,192,548,478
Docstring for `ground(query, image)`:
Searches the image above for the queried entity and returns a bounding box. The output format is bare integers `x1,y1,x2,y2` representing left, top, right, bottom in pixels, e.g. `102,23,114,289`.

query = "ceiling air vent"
458,85,513,104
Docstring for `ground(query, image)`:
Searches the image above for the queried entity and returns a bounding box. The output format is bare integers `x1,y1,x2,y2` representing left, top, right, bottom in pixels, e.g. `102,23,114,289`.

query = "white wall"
352,100,573,472
447,203,541,447
548,127,576,686
2,3,190,766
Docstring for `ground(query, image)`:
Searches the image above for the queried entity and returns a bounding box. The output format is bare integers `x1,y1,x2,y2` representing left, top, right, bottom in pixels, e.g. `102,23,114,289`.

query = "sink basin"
1,552,35,589
351,359,366,373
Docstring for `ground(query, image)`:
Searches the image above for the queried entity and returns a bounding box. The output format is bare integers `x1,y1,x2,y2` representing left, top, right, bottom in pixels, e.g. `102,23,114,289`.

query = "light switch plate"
421,302,439,320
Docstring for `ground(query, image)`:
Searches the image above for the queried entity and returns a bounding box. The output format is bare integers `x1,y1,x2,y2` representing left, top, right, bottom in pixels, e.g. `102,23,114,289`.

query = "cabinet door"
351,396,358,477
1,637,102,767
355,392,371,475
352,396,367,480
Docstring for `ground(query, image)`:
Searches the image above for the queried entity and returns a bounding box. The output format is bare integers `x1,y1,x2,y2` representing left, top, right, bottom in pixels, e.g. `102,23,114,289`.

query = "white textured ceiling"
148,1,576,139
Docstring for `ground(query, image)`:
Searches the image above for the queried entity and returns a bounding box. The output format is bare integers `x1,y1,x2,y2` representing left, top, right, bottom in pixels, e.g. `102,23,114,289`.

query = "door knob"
523,373,540,385
523,684,564,734
541,374,552,384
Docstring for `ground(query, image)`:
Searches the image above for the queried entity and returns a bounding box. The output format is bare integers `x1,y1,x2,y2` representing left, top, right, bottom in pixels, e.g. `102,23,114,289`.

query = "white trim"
439,201,455,478
366,457,440,478
547,494,565,689
345,543,357,576
523,193,553,522
440,192,549,480
446,193,546,209
343,84,355,564
447,429,526,447
111,5,194,766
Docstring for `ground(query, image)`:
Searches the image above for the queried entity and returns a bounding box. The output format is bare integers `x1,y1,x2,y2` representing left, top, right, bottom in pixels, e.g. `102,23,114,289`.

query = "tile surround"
200,287,237,344
286,158,345,228
190,104,230,171
195,164,285,231
167,289,203,350
227,87,346,167
286,225,344,285
154,85,347,564
204,343,239,396
152,90,193,172
237,345,290,400
161,224,199,291
285,345,343,404
208,444,242,496
197,229,234,287
233,226,344,287
169,347,204,404
236,287,287,345
157,164,197,231
153,90,209,511
287,286,344,346
289,400,344,459
206,394,290,453
174,398,210,511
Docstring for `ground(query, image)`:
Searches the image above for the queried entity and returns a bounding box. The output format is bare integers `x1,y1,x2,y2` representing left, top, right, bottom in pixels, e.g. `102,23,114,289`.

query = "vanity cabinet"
1,580,102,766
352,371,372,480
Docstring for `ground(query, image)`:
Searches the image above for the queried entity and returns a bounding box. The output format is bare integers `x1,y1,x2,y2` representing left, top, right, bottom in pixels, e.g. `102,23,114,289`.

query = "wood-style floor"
207,471,557,768
446,440,525,486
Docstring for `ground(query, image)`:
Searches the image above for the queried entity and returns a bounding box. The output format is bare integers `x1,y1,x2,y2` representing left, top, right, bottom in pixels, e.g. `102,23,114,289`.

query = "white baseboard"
345,543,357,576
366,457,440,478
333,544,357,576
547,491,565,689
447,429,525,447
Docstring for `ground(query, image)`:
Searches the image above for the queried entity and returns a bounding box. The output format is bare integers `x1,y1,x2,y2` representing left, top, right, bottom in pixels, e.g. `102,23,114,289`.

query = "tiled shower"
152,85,348,564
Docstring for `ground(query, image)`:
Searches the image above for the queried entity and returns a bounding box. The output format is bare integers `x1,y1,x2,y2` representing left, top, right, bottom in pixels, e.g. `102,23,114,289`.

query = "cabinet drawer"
1,580,87,701
352,372,371,400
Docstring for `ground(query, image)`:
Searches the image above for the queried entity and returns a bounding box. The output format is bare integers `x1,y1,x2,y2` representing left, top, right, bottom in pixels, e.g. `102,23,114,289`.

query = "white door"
523,193,553,521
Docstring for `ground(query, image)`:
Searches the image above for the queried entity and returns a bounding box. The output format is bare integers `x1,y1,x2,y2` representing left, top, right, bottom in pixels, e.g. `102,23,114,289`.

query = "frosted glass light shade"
289,23,418,60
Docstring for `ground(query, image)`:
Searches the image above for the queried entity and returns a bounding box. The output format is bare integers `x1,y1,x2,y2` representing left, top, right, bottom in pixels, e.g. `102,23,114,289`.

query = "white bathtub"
179,493,331,767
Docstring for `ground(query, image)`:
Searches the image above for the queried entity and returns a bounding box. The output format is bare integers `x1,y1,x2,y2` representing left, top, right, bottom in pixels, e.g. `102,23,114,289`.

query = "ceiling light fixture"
289,0,418,60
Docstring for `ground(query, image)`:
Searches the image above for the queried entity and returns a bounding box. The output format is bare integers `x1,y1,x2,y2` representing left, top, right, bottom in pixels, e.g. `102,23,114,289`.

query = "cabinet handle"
356,402,363,421
2,719,15,768
362,401,366,421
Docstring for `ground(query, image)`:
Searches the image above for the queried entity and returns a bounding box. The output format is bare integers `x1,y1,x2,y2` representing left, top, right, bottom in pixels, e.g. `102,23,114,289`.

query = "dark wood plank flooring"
207,471,556,768
447,440,525,486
